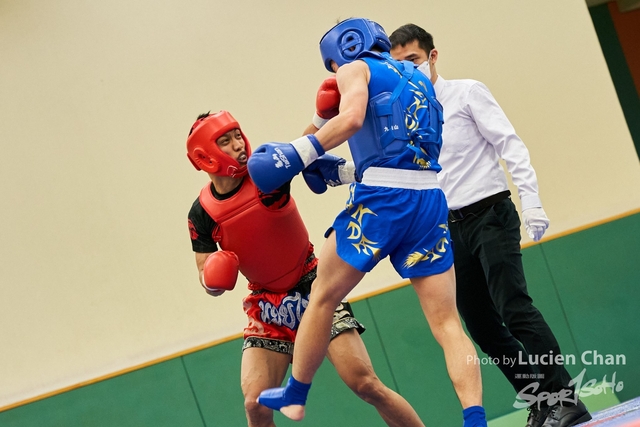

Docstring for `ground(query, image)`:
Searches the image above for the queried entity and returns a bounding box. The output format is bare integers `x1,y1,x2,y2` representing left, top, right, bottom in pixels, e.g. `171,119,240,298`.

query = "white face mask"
417,50,432,80
417,60,431,80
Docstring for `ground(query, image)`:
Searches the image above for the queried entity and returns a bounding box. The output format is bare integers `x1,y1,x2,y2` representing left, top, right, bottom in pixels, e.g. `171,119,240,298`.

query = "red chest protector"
199,179,309,293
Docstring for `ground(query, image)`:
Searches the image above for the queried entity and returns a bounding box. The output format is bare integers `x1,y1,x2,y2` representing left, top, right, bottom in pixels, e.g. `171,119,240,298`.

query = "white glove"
522,207,550,242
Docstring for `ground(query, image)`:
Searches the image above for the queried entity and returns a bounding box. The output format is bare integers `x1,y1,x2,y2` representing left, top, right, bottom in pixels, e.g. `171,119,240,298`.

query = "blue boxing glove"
248,135,325,194
302,154,356,194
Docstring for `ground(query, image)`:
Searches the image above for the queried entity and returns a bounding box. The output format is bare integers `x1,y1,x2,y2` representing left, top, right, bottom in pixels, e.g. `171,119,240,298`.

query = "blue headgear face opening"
319,18,391,72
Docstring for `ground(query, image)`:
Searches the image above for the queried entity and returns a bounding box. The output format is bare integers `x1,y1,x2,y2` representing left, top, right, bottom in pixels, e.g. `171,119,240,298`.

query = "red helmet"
186,111,252,177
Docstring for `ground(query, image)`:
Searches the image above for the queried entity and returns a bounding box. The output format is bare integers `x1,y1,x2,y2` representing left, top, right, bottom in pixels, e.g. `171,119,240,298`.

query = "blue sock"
285,375,311,405
258,375,311,410
463,405,487,427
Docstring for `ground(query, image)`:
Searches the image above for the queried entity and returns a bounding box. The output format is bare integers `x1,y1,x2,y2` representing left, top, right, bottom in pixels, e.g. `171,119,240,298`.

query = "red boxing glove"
202,251,239,293
316,76,340,119
312,76,341,129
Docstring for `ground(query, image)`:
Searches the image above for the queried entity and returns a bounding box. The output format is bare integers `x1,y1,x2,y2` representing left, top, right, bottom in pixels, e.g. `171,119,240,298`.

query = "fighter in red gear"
186,111,425,427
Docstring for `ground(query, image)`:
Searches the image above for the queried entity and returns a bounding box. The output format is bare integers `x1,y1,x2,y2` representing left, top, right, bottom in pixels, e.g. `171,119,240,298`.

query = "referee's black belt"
448,190,511,222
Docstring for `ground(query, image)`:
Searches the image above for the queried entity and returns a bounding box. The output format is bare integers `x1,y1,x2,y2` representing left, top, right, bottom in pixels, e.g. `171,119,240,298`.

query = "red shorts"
242,254,364,355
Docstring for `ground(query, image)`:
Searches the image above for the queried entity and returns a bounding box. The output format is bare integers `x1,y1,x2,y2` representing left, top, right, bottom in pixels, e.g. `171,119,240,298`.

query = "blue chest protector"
348,52,444,179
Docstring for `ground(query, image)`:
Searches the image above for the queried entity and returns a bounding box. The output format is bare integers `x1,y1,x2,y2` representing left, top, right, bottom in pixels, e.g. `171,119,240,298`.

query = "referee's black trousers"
449,197,574,399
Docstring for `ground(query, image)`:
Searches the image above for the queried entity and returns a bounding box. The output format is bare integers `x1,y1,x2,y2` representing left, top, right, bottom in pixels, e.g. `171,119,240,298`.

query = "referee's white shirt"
431,75,542,212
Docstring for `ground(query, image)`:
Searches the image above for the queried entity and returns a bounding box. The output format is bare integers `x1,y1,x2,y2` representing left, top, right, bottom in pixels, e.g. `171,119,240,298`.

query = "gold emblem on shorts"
403,223,450,268
345,188,380,257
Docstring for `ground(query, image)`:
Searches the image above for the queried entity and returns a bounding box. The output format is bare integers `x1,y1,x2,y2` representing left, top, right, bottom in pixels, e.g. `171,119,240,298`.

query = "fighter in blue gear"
256,18,488,426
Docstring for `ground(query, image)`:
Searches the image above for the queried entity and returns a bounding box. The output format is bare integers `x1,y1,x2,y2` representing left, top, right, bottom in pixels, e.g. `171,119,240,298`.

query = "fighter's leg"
327,328,425,427
258,231,366,421
241,347,292,427
410,267,484,417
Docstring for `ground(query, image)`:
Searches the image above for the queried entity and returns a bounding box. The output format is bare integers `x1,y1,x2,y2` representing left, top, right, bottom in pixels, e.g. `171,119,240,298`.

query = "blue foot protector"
258,376,311,411
463,405,487,427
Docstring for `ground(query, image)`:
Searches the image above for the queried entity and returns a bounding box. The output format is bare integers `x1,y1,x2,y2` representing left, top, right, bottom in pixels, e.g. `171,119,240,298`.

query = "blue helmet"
319,18,391,72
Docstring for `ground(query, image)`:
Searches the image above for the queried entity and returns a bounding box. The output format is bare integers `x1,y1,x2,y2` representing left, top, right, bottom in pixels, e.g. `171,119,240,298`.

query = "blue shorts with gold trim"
329,182,453,278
